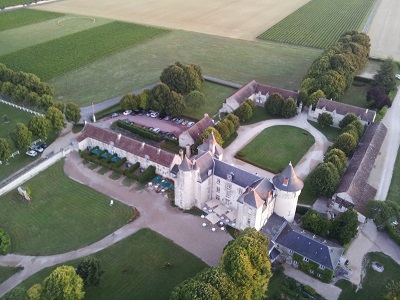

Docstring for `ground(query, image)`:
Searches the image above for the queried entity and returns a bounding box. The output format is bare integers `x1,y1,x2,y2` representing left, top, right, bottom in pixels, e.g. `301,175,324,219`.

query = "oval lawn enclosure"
236,125,315,173
0,160,133,255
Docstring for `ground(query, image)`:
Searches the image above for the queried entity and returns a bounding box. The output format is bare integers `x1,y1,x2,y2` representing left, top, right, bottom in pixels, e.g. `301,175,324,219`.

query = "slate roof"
76,124,175,167
185,114,214,141
273,163,304,192
213,160,261,188
336,122,387,213
242,191,265,208
193,152,215,182
276,224,344,270
316,98,376,123
228,80,299,104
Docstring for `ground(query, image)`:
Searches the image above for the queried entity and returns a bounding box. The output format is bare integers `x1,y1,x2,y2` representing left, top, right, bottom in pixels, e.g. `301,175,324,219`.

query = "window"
289,250,293,254
227,174,232,181
226,190,231,198
216,195,220,200
217,178,220,184
208,169,212,176
238,188,242,194
247,218,251,225
319,265,325,270
216,187,220,192
226,183,232,190
248,208,252,215
317,274,322,278
283,178,289,186
309,270,314,274
303,257,309,262
293,260,298,266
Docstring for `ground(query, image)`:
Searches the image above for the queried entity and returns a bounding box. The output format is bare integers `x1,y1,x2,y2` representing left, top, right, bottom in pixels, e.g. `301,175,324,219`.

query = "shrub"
116,120,163,142
114,157,127,168
164,136,179,145
385,223,400,246
0,228,11,255
138,166,156,183
124,162,140,176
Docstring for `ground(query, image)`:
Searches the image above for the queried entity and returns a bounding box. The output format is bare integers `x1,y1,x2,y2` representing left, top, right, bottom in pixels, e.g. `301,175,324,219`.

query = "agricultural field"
236,126,315,173
8,229,207,300
0,160,133,255
258,0,376,49
0,8,63,32
0,21,169,80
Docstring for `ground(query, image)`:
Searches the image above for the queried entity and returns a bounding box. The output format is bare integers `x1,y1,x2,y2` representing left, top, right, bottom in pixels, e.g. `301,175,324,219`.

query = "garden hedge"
0,229,11,255
124,162,140,176
116,120,163,142
385,223,400,246
138,166,156,183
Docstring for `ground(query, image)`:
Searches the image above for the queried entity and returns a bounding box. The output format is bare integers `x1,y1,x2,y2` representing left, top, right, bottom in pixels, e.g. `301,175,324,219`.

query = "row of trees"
170,228,272,300
301,208,358,245
264,93,297,118
300,31,371,107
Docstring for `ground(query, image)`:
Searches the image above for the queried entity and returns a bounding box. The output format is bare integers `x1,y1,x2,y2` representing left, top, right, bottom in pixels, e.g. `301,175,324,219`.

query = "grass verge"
0,9,63,32
387,149,400,205
308,121,342,143
0,160,133,255
236,126,315,173
7,229,207,300
0,266,17,285
241,106,275,125
298,176,317,206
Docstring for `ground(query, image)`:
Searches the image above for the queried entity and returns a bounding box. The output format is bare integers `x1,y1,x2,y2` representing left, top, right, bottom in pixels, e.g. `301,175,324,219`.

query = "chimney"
186,144,191,158
141,142,145,149
179,149,184,160
209,139,215,153
157,148,161,155
117,133,121,141
204,113,209,118
366,109,369,114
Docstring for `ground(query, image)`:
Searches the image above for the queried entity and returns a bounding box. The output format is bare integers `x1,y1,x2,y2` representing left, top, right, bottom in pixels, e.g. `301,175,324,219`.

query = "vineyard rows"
0,21,169,80
0,9,63,32
258,0,376,49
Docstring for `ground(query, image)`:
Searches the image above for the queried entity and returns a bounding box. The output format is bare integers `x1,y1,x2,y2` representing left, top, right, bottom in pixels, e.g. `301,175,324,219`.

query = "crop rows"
0,21,169,80
258,0,376,49
0,9,63,32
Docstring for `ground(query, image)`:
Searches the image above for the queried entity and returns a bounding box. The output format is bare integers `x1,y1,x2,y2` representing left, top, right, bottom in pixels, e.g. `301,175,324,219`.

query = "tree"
119,94,139,111
200,127,224,146
184,90,206,108
342,125,359,143
149,83,170,112
317,70,347,100
385,280,400,300
76,257,104,287
308,90,326,108
42,266,85,300
349,120,364,137
281,98,297,118
165,91,186,116
227,113,240,130
46,107,66,133
11,123,32,151
338,113,358,129
3,287,26,300
301,210,330,237
331,208,358,244
309,162,340,197
0,138,11,163
244,99,255,110
26,92,40,107
53,101,66,114
160,62,203,94
170,278,221,300
215,121,230,140
265,93,284,116
324,148,347,167
137,89,150,110
317,112,333,127
367,200,400,227
366,86,392,109
222,118,235,136
195,268,238,300
27,284,43,300
235,102,253,121
65,102,81,123
374,58,397,93
332,132,358,156
28,115,52,140
38,94,54,110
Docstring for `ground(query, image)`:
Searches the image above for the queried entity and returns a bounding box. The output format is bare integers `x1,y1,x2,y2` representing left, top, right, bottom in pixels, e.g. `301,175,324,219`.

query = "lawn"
9,229,207,300
50,30,321,106
0,160,133,255
0,14,113,56
336,252,400,299
0,266,17,285
387,149,400,205
308,121,342,143
298,176,317,206
340,81,371,109
0,21,169,80
0,8,63,32
257,0,376,49
236,126,315,173
184,81,237,120
241,106,275,126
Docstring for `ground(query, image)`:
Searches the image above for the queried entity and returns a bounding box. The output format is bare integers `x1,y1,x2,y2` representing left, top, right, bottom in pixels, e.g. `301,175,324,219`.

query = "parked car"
187,121,195,127
26,150,38,157
158,113,166,120
150,112,159,118
123,110,132,115
148,127,154,131
30,145,43,153
396,74,400,80
164,116,172,121
152,128,160,133
182,120,189,126
109,113,119,118
39,143,48,149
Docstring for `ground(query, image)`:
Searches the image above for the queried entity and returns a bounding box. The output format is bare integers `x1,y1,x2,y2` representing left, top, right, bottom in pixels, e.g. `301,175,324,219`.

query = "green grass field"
0,14,113,56
236,126,315,173
0,0,32,8
298,176,317,205
337,252,400,299
0,266,17,285
0,21,169,80
387,149,400,205
340,82,371,109
0,160,133,255
241,106,275,125
184,81,236,120
50,30,321,106
9,229,207,300
258,0,376,49
0,9,63,32
308,121,342,143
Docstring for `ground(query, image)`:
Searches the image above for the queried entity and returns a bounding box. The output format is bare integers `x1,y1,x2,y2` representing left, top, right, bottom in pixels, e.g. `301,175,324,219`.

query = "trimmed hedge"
124,162,140,175
0,229,11,255
164,136,179,145
94,103,123,120
385,223,400,246
116,120,163,142
138,165,156,184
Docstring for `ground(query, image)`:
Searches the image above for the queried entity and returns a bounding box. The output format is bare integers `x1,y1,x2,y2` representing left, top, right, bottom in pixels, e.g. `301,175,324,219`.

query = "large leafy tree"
301,209,330,237
222,118,235,136
65,102,81,123
309,162,340,197
307,89,326,108
11,123,32,151
227,114,240,130
46,107,66,134
165,91,186,116
374,58,397,94
265,93,284,116
76,257,104,287
53,101,66,114
332,132,358,156
149,83,170,112
317,112,333,127
281,98,297,118
0,138,12,163
331,208,358,244
42,266,85,300
235,102,253,121
160,62,203,94
27,283,43,300
338,113,359,129
215,121,230,140
366,86,392,109
200,127,224,146
184,90,205,108
170,278,221,300
28,115,52,140
367,200,400,227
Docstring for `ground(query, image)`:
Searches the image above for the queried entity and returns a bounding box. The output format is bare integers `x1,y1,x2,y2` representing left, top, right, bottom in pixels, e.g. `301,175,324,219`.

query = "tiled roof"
316,98,376,123
214,160,261,188
336,122,387,213
186,114,214,141
276,224,344,270
273,163,304,192
76,124,175,167
228,80,299,104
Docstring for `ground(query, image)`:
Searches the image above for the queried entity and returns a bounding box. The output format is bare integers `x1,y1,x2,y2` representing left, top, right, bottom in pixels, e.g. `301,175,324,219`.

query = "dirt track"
367,0,400,60
34,0,309,40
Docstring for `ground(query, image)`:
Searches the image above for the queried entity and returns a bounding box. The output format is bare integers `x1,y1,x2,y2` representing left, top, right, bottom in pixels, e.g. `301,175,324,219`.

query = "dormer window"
283,178,289,186
227,174,232,181
208,169,212,176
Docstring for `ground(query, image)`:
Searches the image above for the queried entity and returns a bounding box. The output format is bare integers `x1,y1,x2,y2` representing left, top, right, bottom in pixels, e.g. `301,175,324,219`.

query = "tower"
175,155,196,210
272,162,304,223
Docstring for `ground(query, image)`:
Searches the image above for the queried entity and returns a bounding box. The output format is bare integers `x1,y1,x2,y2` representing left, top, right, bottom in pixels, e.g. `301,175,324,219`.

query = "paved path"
222,111,329,180
203,75,242,89
0,152,232,297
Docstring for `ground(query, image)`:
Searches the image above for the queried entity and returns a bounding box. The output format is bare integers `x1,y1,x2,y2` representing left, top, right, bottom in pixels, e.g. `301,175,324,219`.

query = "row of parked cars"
26,143,48,157
121,110,196,128
122,119,178,140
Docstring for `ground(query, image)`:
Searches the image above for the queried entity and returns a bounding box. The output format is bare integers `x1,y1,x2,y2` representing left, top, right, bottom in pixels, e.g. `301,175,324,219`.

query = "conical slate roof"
272,162,303,192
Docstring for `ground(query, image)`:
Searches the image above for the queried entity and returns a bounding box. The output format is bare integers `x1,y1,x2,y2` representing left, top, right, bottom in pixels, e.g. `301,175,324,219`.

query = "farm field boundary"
257,0,377,49
0,21,169,80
